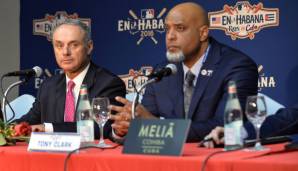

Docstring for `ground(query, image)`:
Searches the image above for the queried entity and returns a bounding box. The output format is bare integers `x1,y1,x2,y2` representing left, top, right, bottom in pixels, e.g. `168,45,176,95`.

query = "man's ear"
87,40,94,55
199,25,209,42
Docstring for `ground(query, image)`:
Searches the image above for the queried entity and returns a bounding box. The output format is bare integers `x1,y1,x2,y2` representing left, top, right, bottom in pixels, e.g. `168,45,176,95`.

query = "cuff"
112,128,125,140
44,123,54,133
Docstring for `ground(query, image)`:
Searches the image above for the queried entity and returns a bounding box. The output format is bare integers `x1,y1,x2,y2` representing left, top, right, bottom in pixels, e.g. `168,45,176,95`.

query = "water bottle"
76,84,94,144
224,80,243,151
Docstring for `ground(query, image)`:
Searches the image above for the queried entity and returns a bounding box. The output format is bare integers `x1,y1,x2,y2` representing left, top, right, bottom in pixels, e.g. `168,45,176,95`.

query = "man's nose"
62,46,71,55
166,29,176,41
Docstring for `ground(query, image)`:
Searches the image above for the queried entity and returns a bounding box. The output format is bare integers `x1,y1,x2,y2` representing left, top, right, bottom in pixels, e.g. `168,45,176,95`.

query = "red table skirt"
0,141,297,171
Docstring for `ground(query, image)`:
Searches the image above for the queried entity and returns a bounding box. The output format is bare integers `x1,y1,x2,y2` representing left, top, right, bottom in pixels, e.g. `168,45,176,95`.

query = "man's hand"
202,126,224,148
109,96,133,137
31,124,45,132
109,96,156,137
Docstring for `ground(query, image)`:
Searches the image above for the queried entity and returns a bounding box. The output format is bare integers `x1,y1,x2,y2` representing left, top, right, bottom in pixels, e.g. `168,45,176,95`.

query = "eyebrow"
53,40,80,44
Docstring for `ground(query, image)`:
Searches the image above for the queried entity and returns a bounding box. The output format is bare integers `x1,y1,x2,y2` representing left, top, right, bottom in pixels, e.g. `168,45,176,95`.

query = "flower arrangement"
0,121,31,146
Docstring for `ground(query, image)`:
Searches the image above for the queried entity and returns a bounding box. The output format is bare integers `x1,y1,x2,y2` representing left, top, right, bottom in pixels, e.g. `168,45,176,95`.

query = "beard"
166,50,185,63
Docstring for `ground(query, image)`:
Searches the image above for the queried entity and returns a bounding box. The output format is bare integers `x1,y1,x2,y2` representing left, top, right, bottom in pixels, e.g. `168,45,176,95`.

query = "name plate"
123,119,190,156
28,132,81,152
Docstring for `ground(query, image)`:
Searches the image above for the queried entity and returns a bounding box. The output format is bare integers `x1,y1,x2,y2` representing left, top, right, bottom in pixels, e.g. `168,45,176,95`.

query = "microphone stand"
131,78,158,119
1,77,28,123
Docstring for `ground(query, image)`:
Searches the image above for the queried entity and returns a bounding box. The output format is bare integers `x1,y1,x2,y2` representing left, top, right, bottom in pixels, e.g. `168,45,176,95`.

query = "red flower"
13,122,32,137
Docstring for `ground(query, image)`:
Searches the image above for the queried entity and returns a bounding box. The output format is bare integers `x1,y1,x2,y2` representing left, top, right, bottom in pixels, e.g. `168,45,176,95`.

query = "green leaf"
0,133,7,146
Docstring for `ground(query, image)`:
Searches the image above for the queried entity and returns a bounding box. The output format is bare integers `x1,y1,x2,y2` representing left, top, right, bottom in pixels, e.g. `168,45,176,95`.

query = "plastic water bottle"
76,84,94,144
224,81,243,151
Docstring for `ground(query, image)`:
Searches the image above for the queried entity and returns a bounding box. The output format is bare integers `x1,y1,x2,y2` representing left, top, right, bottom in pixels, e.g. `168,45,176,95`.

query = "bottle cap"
228,81,237,94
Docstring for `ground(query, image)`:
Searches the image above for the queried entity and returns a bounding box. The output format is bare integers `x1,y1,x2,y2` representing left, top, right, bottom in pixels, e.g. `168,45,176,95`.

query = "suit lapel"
171,63,185,118
81,62,98,102
55,75,66,122
188,39,222,119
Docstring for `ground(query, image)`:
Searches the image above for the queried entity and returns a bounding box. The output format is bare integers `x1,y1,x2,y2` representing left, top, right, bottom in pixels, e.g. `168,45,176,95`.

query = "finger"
115,96,131,105
112,125,129,133
113,128,128,137
109,114,122,121
109,105,126,113
112,121,130,130
213,127,224,144
110,112,132,122
209,130,220,144
203,141,214,148
219,138,224,144
115,120,131,128
32,126,41,132
121,113,132,121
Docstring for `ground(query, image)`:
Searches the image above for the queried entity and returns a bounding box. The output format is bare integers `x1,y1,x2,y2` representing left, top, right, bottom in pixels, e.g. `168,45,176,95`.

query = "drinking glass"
245,95,269,151
92,97,112,148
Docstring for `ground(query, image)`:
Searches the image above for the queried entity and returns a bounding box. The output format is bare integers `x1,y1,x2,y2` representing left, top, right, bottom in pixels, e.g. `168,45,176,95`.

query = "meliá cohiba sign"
123,119,190,156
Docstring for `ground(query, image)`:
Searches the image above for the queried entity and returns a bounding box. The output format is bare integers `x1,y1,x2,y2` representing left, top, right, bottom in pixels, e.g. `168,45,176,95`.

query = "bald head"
166,2,209,27
165,2,209,68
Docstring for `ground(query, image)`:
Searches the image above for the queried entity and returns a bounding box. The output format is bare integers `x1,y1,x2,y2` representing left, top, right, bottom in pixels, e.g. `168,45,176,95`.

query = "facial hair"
166,50,185,63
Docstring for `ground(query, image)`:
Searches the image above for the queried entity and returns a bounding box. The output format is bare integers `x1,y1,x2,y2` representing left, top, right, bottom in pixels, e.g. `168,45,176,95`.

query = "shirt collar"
66,63,90,88
182,44,211,84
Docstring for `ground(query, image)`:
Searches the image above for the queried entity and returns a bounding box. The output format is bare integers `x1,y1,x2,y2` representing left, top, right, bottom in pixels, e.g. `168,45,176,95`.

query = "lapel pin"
201,69,207,76
201,69,213,76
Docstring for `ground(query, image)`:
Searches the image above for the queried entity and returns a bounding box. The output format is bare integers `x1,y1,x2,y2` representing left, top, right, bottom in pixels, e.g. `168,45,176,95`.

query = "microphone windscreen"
166,64,177,75
33,66,43,77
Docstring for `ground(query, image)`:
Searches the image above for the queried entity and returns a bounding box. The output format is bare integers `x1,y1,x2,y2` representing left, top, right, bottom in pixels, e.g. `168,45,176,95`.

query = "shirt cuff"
44,123,54,133
112,128,125,140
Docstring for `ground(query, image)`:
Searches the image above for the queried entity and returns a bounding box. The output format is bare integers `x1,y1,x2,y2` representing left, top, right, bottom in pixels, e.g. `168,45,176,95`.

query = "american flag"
211,17,221,24
35,24,44,31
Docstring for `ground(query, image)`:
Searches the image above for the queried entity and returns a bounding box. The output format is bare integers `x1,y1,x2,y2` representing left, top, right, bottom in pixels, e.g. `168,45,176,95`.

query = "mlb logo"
141,9,154,19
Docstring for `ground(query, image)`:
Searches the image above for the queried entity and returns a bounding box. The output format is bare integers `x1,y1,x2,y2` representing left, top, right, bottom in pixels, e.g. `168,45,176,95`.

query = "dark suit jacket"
142,37,258,142
245,103,298,139
15,62,126,139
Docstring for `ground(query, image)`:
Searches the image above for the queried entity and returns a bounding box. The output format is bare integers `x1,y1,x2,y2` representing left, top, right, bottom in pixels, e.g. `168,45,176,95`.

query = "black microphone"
4,66,43,77
148,64,177,81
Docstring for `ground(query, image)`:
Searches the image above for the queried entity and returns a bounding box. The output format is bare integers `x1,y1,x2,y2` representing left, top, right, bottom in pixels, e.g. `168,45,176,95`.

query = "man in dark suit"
246,104,298,139
14,19,126,139
202,105,298,148
110,2,258,142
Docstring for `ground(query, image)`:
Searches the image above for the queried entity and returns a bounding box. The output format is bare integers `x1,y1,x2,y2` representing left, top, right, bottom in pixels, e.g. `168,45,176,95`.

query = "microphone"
148,64,177,81
44,68,52,78
131,64,177,119
4,66,43,77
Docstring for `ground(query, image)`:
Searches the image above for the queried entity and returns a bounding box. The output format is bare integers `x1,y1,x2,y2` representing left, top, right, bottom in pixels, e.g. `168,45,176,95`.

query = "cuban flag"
265,14,275,21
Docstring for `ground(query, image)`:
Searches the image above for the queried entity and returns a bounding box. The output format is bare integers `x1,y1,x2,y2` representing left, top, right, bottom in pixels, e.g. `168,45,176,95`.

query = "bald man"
110,2,258,142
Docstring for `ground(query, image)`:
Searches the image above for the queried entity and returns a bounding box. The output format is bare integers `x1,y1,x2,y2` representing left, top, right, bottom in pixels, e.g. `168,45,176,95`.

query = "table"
0,141,297,171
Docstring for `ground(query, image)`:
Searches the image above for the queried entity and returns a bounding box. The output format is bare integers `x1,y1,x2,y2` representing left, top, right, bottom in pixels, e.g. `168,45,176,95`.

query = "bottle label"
79,88,88,95
224,120,243,146
77,120,94,142
228,86,236,94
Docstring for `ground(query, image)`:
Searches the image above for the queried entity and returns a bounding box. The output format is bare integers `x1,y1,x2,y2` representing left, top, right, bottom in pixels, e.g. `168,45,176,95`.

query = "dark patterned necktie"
184,71,195,119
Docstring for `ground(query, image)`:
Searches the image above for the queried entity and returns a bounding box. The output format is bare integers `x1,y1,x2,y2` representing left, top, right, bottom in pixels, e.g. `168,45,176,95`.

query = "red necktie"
64,80,76,122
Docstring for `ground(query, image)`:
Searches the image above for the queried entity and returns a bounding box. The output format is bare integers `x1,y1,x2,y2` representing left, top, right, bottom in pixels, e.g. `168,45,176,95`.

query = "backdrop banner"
20,0,298,107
